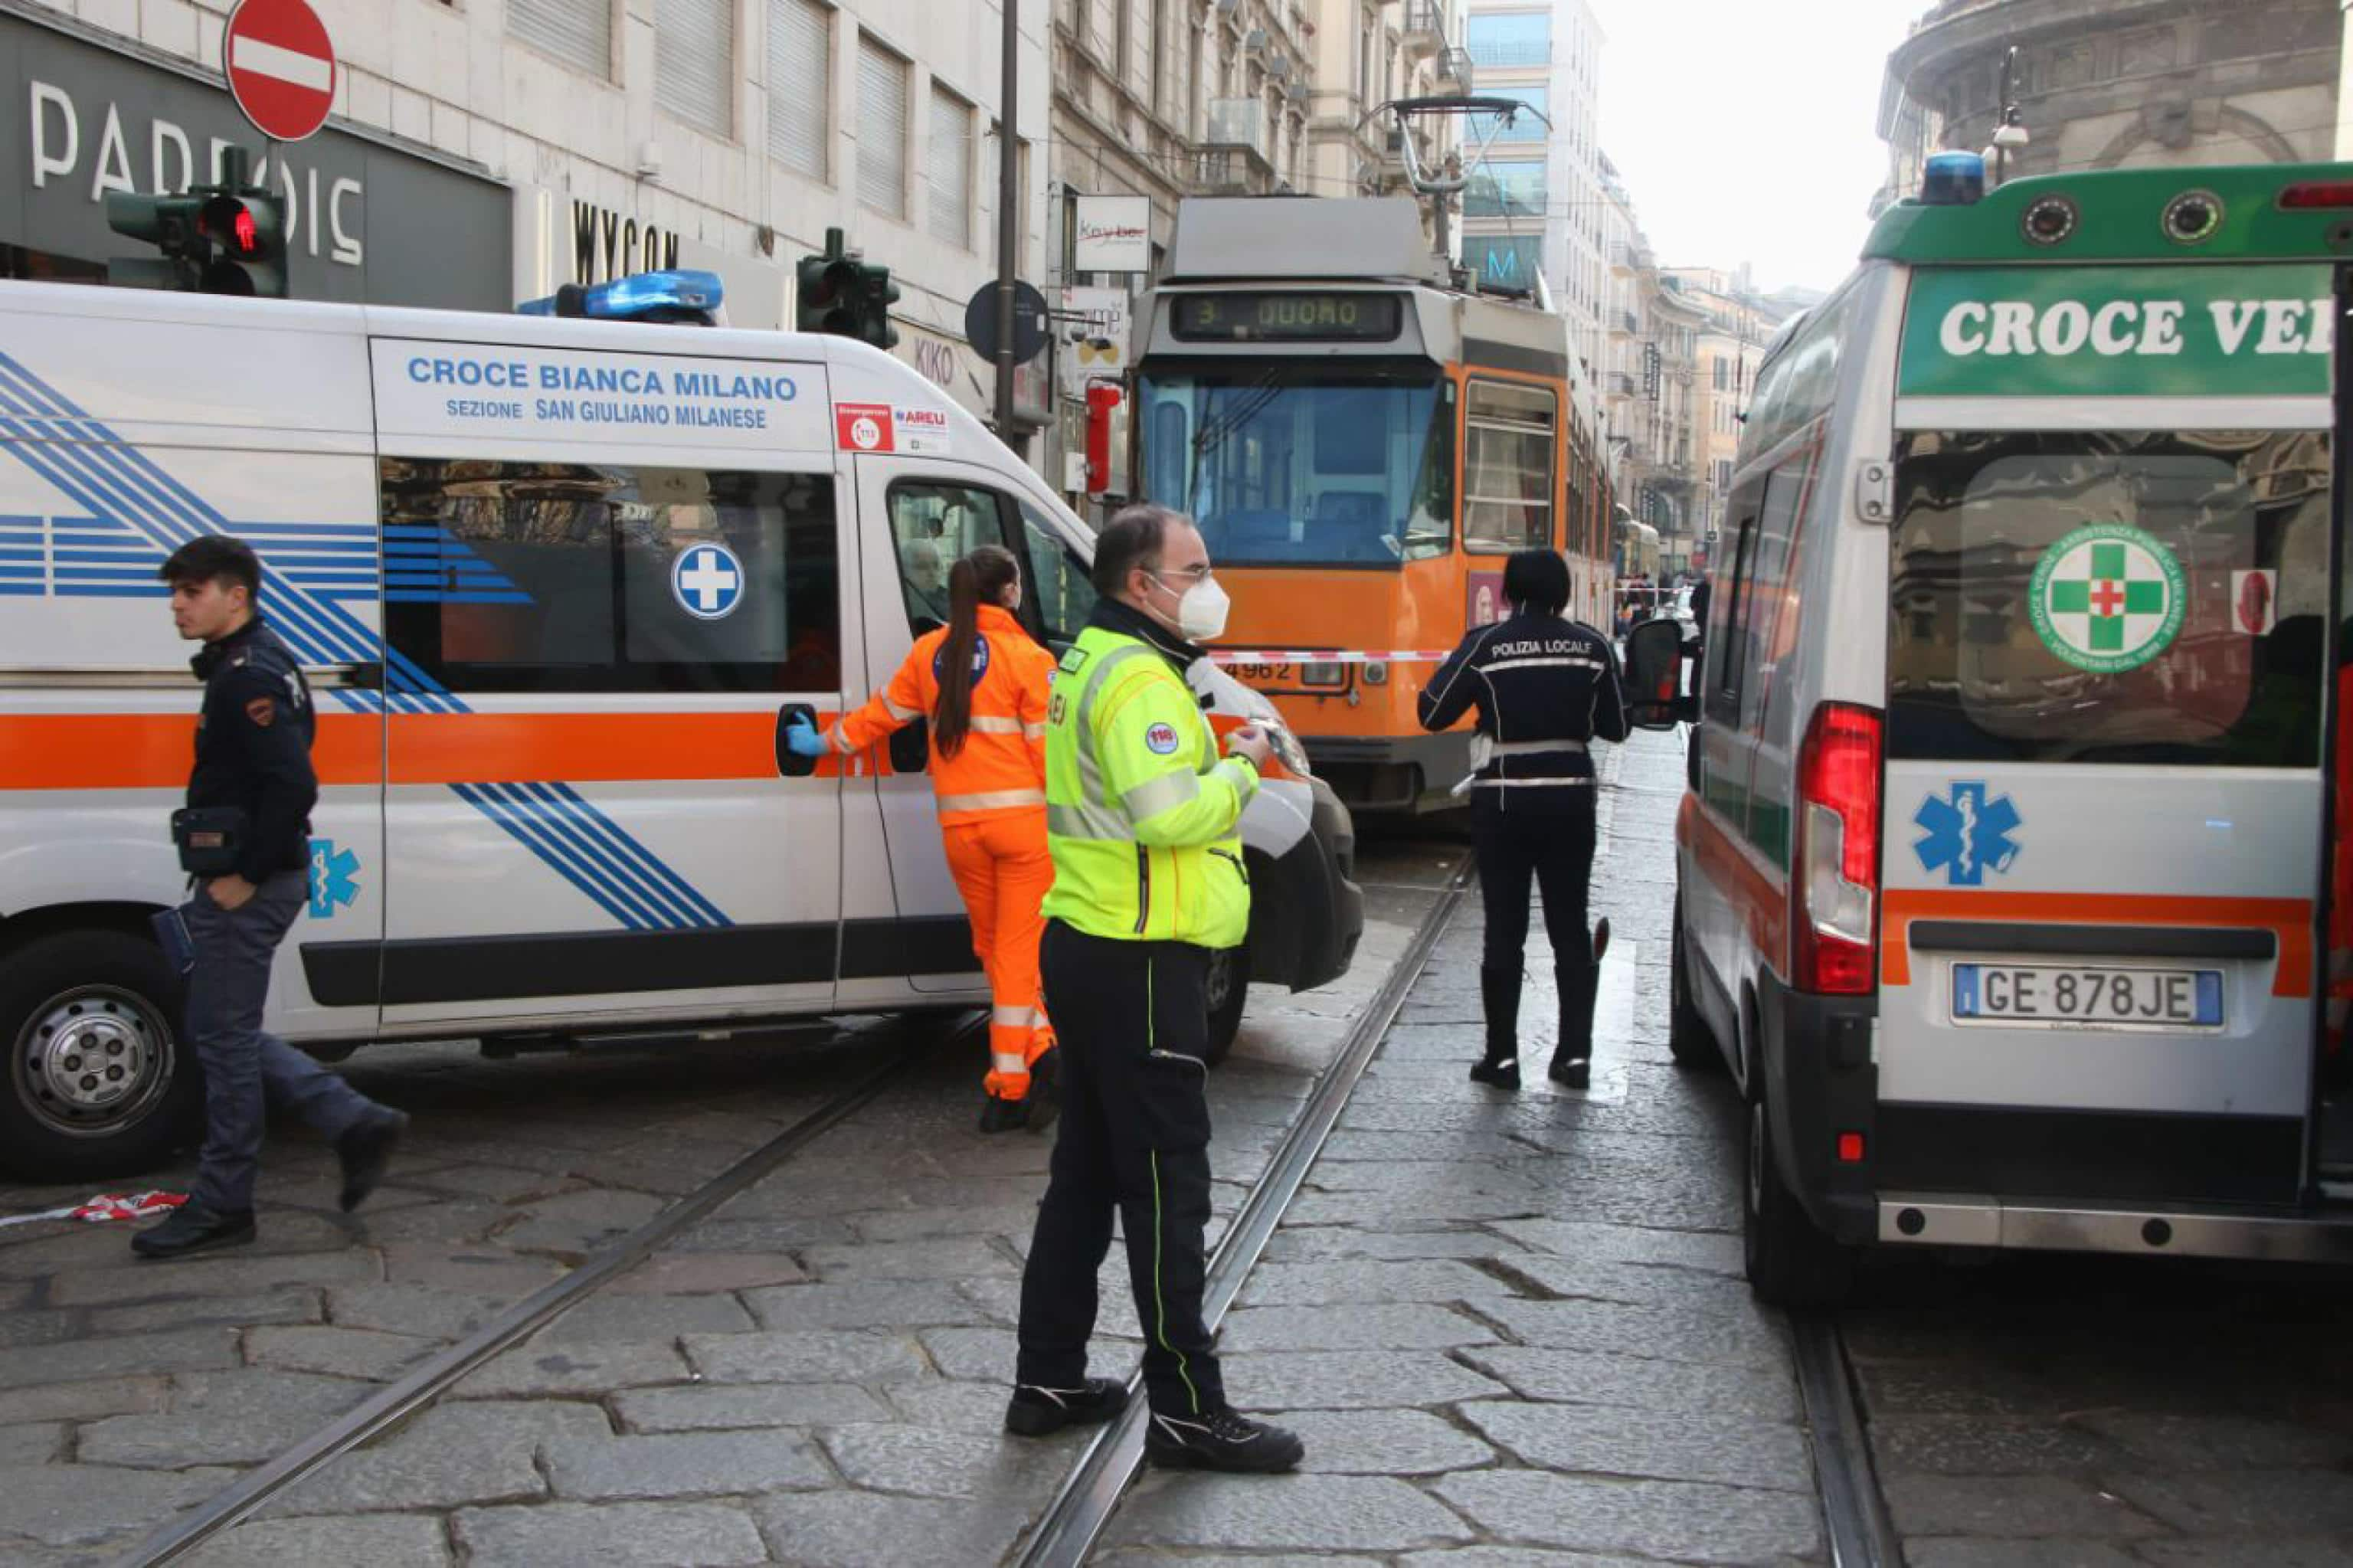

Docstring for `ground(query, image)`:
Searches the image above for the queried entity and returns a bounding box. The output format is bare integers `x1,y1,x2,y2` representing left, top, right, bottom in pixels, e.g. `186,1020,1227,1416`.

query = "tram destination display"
1170,292,1405,343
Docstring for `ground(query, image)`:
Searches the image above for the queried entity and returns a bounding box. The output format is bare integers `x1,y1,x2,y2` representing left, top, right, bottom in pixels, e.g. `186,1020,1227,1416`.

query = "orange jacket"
832,604,1056,823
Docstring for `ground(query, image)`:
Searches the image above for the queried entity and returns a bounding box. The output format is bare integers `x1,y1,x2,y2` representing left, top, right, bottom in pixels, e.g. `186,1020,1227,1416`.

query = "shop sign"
1072,194,1150,273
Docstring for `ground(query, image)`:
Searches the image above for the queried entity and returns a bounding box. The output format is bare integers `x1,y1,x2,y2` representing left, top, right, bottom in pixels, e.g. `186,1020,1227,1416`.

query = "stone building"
1877,0,2344,208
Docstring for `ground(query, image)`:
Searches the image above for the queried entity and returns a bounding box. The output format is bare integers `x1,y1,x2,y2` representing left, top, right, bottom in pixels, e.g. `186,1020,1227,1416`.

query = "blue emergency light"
1920,152,1987,207
517,269,725,324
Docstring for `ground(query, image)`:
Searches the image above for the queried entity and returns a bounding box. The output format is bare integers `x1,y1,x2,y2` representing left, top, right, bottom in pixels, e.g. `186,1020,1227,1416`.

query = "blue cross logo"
308,838,362,918
673,543,745,620
1913,782,2022,887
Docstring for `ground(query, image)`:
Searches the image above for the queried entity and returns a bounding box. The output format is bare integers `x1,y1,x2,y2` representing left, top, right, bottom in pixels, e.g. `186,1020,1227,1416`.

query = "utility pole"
993,0,1020,444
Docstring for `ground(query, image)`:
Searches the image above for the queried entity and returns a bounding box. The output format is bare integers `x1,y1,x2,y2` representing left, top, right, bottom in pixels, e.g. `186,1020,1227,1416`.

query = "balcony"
1193,98,1275,194
1399,1,1444,58
1435,46,1474,93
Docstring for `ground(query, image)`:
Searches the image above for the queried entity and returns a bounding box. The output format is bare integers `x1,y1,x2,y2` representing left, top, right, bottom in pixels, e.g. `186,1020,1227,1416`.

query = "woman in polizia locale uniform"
1419,548,1629,1090
786,545,1062,1133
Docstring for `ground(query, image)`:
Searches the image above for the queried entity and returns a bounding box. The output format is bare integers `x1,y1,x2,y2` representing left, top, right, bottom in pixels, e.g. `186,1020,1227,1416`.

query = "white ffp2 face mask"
1156,572,1230,642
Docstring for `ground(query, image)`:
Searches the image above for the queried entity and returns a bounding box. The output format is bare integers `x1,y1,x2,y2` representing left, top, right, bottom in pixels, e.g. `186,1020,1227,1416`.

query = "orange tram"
1131,198,1616,813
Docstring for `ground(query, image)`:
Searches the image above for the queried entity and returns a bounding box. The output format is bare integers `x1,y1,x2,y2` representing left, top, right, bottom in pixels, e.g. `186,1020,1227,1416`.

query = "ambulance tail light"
1793,702,1883,997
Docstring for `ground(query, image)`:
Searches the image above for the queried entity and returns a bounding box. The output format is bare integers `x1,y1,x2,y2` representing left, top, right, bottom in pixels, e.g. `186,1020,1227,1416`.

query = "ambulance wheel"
1667,908,1720,1072
1744,1083,1852,1309
0,931,198,1181
1202,946,1249,1069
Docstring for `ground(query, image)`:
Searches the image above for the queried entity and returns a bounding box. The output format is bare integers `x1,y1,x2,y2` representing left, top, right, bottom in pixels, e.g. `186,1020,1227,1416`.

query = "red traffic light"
233,208,259,254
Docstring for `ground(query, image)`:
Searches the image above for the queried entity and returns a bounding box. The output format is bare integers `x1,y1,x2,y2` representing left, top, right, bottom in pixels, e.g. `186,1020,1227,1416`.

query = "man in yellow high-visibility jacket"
1003,505,1304,1474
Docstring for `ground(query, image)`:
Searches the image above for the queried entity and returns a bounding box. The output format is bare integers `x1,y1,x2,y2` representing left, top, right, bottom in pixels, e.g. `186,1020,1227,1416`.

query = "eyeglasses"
1151,562,1215,586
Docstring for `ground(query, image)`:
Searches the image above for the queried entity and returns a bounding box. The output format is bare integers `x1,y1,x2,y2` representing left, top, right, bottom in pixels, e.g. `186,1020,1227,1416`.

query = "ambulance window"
1887,430,2327,768
379,460,841,693
1015,497,1098,650
886,482,1010,635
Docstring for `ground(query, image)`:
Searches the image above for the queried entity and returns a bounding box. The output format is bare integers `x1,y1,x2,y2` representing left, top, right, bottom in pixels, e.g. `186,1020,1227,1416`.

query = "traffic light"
103,146,288,299
794,228,898,350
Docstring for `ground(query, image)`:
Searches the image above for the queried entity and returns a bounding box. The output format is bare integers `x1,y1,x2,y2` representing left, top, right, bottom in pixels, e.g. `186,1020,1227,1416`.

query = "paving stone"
1282,1190,1548,1226
179,1512,453,1567
1212,1350,1509,1410
494,1189,670,1255
1105,1471,1478,1552
539,1292,756,1344
740,1280,989,1332
849,1203,1045,1245
0,1376,167,1425
79,1370,371,1468
265,1400,610,1517
881,1378,1027,1436
1098,1553,1386,1568
749,1490,1033,1568
1261,1227,1529,1263
614,1383,892,1434
1481,1217,1746,1275
0,1462,236,1547
377,1243,568,1297
1394,1551,1660,1568
45,1249,379,1307
1234,1259,1523,1307
0,1326,239,1390
545,1429,830,1500
453,1340,692,1398
607,1254,807,1295
1435,1470,1823,1563
682,1329,928,1386
1461,1399,1813,1492
0,1311,77,1350
327,1283,509,1341
2073,1409,2353,1471
1903,1543,2146,1568
1463,1346,1801,1422
1217,1302,1497,1354
819,1422,1072,1501
244,1324,435,1381
1259,1407,1495,1475
399,1163,578,1203
1869,1414,2122,1476
454,1501,767,1566
671,1217,861,1252
2135,1540,2353,1566
87,1288,326,1336
797,1237,1017,1282
0,1422,64,1464
2104,1468,2353,1536
2,1210,346,1277
1881,1475,2172,1538
915,1325,1022,1381
345,1199,513,1246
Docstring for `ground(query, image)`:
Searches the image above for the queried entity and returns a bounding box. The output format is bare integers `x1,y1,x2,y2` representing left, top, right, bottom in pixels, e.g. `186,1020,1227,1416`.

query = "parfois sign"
1900,264,2333,398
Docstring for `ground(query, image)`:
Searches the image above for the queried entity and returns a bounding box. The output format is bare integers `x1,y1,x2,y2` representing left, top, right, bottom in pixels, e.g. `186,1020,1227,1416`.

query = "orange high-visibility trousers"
944,810,1057,1100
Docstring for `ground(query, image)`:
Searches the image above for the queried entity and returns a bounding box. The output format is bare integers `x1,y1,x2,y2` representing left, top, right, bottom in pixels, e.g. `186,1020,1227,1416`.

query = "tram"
1130,197,1616,813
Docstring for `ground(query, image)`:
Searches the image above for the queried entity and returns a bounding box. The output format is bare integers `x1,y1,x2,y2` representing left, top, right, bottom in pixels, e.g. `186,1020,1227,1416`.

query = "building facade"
1877,0,2342,208
1301,1,1472,219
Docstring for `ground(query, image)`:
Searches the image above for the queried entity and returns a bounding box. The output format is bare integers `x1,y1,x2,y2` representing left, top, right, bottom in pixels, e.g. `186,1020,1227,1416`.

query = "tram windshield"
1137,362,1453,567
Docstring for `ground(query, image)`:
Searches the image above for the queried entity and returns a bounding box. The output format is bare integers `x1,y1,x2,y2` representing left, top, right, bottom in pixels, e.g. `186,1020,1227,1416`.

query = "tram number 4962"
1232,663,1294,684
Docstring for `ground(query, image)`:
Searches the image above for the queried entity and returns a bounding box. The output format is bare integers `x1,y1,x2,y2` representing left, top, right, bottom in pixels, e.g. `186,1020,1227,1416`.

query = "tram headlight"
1299,660,1347,689
1360,660,1389,686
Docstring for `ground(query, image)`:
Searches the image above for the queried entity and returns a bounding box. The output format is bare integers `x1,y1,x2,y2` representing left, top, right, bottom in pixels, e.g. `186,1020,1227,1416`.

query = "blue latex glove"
784,715,828,758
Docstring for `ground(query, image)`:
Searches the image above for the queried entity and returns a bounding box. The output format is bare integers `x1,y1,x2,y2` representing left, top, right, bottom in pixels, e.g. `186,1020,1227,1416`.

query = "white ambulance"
0,274,1364,1179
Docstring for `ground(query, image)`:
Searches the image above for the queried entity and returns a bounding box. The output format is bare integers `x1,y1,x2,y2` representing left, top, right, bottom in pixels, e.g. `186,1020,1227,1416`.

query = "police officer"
131,538,406,1261
1421,548,1628,1092
1005,505,1304,1474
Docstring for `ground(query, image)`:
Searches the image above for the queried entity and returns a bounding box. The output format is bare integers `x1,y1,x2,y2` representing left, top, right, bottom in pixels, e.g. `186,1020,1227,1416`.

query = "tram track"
1792,1313,1902,1568
120,1016,964,1567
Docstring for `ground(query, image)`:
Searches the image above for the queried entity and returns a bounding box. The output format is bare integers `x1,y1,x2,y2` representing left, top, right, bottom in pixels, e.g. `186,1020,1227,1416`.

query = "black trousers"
1472,794,1599,972
1016,920,1224,1416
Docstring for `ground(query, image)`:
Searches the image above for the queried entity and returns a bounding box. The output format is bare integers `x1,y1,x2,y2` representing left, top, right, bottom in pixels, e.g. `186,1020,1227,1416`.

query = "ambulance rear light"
2279,181,2353,211
517,269,725,325
1793,702,1883,997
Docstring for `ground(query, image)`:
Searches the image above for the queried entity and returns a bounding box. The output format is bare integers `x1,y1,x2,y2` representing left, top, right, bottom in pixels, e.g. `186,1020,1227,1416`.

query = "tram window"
1464,379,1556,554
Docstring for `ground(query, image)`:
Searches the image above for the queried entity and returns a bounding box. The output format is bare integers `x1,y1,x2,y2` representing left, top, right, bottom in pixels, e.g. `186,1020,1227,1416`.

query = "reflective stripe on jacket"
832,604,1055,823
1039,617,1258,948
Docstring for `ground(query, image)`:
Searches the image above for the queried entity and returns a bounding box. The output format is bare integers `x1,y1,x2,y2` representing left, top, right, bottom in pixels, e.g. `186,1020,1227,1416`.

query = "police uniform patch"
1144,722,1180,755
244,696,277,728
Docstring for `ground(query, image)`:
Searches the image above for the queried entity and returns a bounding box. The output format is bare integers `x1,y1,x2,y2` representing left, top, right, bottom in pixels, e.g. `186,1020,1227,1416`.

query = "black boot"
1550,960,1600,1089
1472,964,1521,1089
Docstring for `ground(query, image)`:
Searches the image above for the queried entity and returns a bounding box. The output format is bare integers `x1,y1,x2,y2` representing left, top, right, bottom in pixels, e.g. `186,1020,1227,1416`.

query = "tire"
1744,1082,1854,1308
1667,905,1720,1072
0,929,200,1182
1201,944,1250,1069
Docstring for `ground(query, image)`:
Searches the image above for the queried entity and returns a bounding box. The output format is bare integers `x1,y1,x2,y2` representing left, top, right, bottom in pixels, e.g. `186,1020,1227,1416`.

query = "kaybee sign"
1899,264,2332,398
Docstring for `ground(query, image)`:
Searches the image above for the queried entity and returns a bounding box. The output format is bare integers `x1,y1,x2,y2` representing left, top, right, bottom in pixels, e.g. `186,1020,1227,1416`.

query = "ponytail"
933,543,1022,759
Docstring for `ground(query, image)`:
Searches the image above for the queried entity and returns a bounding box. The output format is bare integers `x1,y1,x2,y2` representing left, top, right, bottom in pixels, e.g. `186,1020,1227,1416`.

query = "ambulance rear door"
363,330,846,1032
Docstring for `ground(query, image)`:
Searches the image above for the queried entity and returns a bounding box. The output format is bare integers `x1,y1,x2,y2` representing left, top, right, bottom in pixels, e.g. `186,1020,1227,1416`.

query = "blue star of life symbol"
308,838,361,919
1913,782,2021,887
673,543,744,620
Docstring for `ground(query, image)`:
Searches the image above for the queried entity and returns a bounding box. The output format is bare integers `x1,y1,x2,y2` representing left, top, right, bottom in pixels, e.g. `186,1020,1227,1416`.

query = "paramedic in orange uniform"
786,545,1062,1132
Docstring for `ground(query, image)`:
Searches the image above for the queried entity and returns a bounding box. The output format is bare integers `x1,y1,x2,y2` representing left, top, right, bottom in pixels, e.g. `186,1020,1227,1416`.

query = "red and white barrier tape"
0,1190,188,1229
1206,650,1453,665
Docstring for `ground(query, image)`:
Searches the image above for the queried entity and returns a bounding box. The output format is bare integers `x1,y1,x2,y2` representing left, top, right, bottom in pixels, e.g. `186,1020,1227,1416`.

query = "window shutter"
767,0,828,179
657,0,733,136
927,88,971,247
857,38,908,219
511,0,611,78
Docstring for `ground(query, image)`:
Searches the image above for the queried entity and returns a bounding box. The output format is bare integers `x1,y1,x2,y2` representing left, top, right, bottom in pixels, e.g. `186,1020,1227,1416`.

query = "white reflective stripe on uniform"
1023,722,1047,740
882,696,923,721
1121,769,1200,821
1484,656,1606,673
991,1006,1035,1028
1489,738,1588,757
1472,775,1595,787
992,1052,1030,1073
936,787,1047,812
968,715,1026,734
830,727,857,754
1049,801,1130,840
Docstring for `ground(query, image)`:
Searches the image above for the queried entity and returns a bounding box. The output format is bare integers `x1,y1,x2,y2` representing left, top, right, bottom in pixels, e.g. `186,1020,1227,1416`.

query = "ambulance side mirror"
1623,617,1696,732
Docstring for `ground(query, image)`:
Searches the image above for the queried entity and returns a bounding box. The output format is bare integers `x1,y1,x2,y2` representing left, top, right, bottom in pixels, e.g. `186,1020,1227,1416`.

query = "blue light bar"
1920,152,1986,208
515,269,726,322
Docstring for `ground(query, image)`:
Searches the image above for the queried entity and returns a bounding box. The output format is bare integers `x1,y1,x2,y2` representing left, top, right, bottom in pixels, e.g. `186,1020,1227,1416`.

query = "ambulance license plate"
1951,964,2223,1028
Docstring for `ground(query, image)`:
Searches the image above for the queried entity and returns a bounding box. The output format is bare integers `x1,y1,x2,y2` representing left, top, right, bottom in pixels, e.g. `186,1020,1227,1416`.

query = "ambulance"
1641,159,2353,1304
0,273,1364,1180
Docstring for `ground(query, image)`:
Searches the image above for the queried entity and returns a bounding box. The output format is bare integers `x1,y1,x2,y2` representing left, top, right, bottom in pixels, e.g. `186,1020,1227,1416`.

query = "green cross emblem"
2027,523,2188,675
2044,543,2168,653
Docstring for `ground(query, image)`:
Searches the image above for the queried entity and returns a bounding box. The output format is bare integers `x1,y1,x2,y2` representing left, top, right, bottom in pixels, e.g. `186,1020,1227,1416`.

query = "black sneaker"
1003,1377,1130,1437
1548,1055,1592,1089
978,1094,1029,1134
335,1108,408,1213
1468,1056,1520,1091
130,1203,256,1261
1144,1406,1305,1473
1024,1045,1062,1135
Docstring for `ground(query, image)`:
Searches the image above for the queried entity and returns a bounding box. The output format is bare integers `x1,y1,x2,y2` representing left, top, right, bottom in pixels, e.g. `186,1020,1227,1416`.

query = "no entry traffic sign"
224,0,337,143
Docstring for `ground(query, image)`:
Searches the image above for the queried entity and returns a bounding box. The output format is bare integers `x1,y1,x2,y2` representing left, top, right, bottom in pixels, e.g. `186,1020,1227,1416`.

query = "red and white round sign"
224,0,337,144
